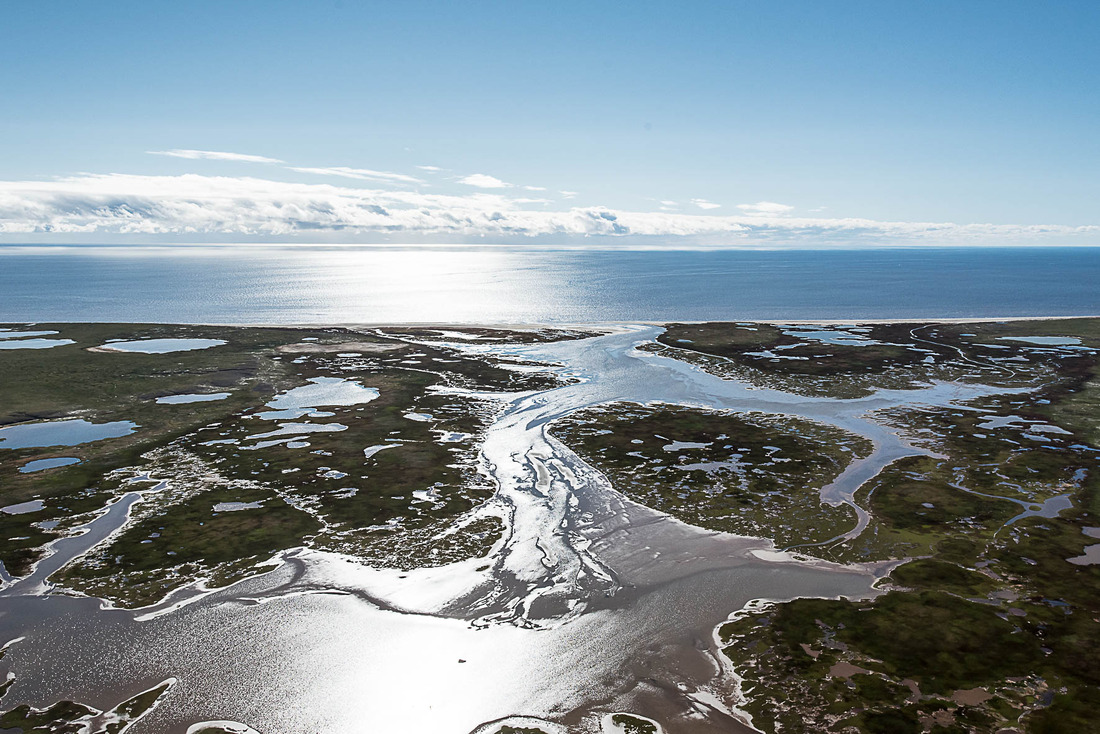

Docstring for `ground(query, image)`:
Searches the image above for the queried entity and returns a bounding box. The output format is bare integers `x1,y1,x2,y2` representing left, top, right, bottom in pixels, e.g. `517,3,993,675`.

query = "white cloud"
416,165,443,172
459,174,510,189
148,149,283,164
559,190,578,199
737,201,794,215
523,185,547,191
692,199,721,210
289,166,422,184
0,172,1095,247
660,200,678,206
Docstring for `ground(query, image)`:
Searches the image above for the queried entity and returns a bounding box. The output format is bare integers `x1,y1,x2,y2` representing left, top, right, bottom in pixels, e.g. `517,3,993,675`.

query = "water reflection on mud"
0,326,1021,733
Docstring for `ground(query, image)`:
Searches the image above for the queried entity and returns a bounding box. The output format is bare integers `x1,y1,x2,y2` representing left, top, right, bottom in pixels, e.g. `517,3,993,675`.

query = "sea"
1,245,1098,323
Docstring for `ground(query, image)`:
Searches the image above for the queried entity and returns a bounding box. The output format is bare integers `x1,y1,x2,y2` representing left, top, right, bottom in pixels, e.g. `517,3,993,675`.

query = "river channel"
0,326,1019,733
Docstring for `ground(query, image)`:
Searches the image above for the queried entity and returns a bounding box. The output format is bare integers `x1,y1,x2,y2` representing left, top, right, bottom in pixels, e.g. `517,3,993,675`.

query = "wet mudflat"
0,325,882,733
1,320,1098,733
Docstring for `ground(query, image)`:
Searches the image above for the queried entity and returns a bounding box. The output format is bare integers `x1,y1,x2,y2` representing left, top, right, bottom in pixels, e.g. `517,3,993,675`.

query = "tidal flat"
0,320,1097,733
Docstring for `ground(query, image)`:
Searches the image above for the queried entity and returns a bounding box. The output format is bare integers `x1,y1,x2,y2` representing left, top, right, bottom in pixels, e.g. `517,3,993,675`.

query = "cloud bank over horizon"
0,162,1096,248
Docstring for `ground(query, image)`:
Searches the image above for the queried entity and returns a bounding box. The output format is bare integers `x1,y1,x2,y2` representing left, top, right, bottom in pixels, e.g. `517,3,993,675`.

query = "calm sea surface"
1,246,1097,323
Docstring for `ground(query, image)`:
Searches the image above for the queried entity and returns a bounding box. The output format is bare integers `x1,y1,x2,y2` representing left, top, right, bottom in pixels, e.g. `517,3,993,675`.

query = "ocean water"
0,245,1097,323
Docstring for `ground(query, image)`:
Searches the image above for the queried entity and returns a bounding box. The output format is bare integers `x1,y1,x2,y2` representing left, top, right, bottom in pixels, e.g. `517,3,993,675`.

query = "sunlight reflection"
254,248,577,323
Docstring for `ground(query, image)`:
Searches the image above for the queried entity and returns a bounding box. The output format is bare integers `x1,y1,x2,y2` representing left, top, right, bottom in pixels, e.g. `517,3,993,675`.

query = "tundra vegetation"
2,320,1099,733
647,320,1100,733
0,323,577,606
553,405,870,548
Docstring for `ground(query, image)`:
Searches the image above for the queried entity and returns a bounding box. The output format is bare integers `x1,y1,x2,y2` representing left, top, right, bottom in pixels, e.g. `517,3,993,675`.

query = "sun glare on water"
268,248,569,324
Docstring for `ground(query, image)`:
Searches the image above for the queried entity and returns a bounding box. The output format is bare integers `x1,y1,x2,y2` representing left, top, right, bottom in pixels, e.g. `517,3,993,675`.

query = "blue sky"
1,1,1098,246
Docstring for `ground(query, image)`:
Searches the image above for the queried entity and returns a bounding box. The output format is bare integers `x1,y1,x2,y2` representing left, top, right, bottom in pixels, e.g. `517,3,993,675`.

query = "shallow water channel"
0,326,1022,733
